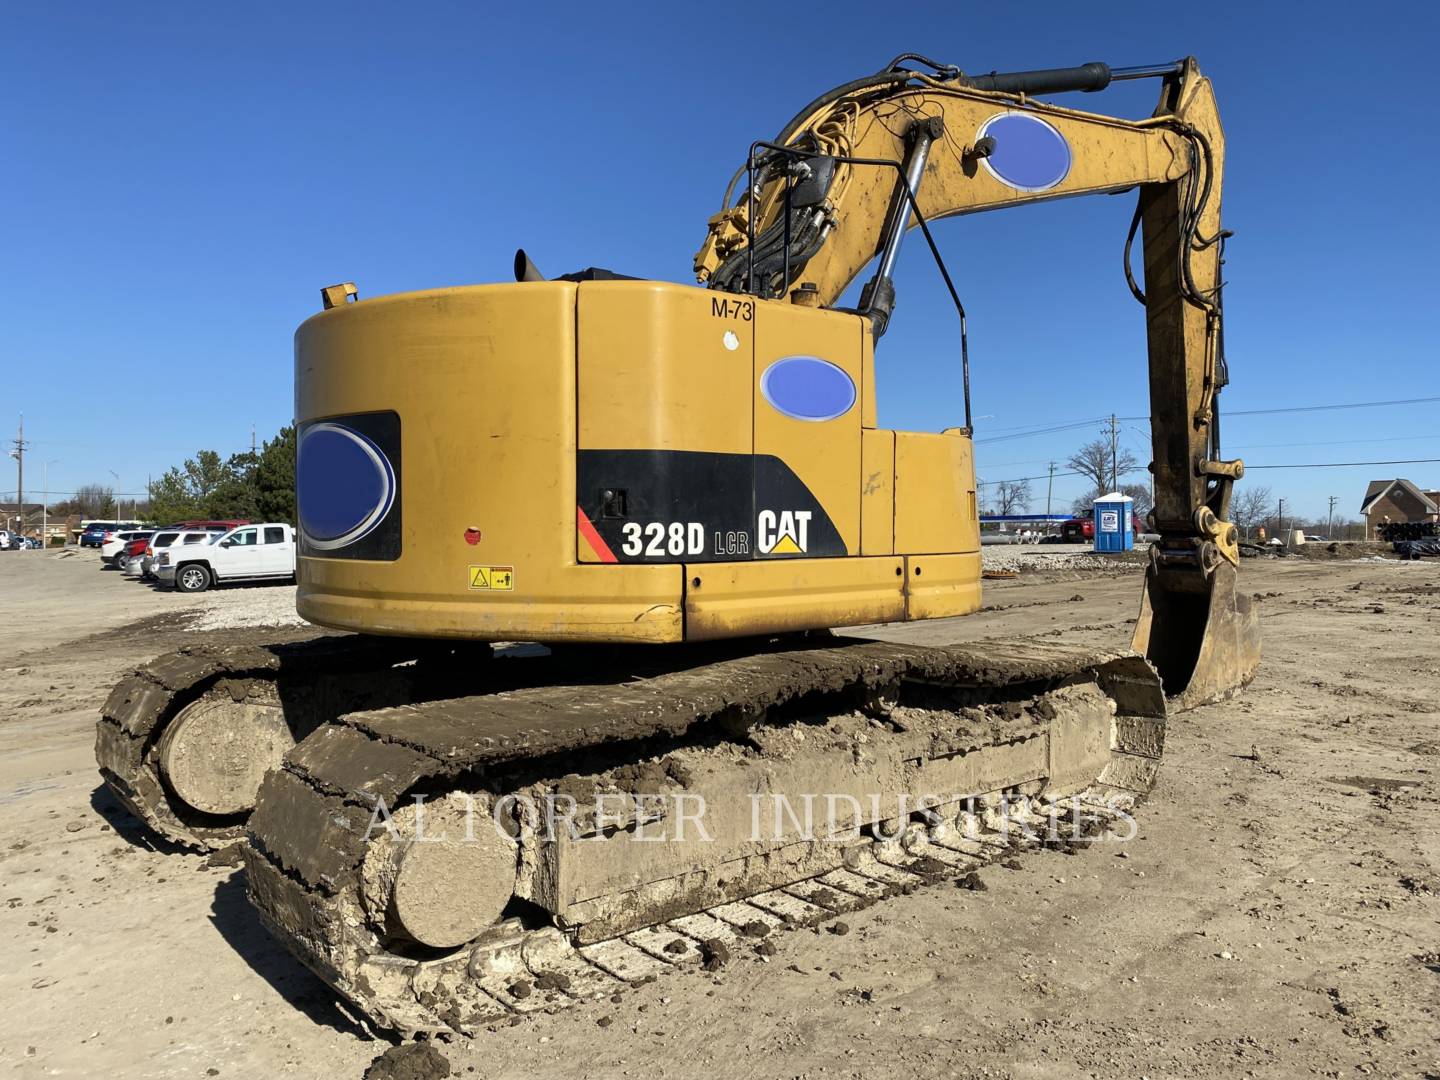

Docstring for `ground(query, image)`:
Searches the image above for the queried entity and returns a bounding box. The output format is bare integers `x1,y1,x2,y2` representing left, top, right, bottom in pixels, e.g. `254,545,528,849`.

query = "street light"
108,469,122,523
6,447,17,533
42,460,59,549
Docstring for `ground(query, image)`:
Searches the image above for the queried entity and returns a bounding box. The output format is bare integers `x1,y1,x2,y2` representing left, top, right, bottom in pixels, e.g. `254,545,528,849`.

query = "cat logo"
757,509,811,555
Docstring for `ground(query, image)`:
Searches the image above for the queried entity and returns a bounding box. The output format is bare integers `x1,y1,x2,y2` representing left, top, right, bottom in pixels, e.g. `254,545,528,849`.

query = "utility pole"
1327,495,1337,539
1277,497,1286,539
1106,414,1119,493
1046,461,1056,523
251,424,257,456
10,415,28,534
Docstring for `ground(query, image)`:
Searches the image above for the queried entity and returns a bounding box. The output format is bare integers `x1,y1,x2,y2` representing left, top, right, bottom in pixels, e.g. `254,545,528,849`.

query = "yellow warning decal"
467,565,515,591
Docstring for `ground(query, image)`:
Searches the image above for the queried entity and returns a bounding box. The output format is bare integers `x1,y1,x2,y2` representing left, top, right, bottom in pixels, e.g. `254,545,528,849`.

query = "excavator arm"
695,55,1259,708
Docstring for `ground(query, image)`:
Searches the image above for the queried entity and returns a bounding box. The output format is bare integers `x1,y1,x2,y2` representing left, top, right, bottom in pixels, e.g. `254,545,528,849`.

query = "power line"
1120,396,1440,422
974,419,1104,445
971,415,1108,435
977,458,1440,488
977,396,1440,445
1217,395,1440,419
1226,432,1436,451
1,489,152,499
982,468,1087,484
1243,458,1440,470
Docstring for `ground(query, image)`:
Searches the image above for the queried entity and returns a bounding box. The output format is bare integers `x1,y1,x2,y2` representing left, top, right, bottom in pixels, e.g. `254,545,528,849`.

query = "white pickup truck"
156,523,297,593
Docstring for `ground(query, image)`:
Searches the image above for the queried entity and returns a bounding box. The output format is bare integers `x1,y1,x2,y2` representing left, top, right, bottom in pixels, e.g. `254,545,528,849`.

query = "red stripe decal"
576,506,618,563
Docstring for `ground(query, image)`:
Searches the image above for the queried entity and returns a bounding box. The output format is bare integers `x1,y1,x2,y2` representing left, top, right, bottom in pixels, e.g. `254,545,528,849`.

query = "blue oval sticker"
760,356,856,422
977,112,1071,192
297,422,396,549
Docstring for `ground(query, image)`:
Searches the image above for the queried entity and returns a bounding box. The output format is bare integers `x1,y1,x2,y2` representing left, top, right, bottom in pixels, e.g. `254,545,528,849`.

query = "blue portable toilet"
1092,492,1134,553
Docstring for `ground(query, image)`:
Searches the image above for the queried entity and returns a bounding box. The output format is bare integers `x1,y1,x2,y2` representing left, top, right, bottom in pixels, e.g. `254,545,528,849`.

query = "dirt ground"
0,549,1435,1079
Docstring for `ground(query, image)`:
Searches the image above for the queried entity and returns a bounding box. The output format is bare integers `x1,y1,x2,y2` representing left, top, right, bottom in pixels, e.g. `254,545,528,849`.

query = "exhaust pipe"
514,249,546,282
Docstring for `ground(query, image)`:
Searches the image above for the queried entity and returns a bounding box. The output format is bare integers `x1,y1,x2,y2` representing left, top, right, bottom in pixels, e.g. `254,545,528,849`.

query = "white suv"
100,530,153,568
127,528,221,579
157,523,296,593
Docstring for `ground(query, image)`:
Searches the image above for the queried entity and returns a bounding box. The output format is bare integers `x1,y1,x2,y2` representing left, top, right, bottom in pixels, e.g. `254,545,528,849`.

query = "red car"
1060,511,1147,543
119,536,150,569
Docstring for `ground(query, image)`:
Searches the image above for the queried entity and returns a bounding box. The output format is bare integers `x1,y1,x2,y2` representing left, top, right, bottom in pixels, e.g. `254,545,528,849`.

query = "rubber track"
242,637,1165,1035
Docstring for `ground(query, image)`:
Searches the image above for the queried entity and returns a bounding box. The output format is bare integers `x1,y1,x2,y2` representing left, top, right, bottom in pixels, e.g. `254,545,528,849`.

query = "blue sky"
3,3,1436,523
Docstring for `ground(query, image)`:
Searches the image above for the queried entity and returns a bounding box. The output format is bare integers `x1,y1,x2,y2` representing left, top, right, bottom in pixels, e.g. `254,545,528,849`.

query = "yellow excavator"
96,54,1258,1034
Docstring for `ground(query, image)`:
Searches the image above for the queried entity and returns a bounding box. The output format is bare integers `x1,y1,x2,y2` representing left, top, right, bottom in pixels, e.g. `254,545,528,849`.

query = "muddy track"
242,636,1165,1036
94,637,451,849
91,633,845,850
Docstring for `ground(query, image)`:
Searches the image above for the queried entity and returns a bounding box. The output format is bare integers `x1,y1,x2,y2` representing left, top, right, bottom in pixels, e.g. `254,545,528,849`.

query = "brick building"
0,503,78,546
1358,479,1439,539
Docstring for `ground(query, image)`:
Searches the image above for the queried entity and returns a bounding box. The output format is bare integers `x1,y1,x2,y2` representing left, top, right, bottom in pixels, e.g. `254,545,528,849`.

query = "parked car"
134,528,225,580
0,530,16,551
80,521,143,548
117,536,152,574
130,529,181,579
80,522,113,548
100,530,154,567
1059,511,1147,543
156,523,296,593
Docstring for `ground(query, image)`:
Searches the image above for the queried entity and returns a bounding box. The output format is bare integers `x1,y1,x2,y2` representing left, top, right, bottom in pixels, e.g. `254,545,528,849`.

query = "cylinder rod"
1110,61,1185,81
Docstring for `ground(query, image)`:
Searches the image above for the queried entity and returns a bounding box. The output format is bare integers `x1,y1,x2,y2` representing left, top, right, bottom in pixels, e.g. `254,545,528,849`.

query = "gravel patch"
982,546,1107,572
188,585,310,631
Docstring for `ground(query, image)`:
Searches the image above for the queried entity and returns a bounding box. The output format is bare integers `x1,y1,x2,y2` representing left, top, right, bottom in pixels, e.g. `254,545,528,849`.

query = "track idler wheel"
157,696,294,816
362,794,519,950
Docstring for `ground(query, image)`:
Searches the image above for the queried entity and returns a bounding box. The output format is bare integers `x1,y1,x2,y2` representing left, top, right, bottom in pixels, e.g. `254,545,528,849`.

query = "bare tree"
1229,484,1273,539
994,479,1032,516
55,480,115,521
1068,438,1138,496
1068,482,1151,522
1119,482,1153,521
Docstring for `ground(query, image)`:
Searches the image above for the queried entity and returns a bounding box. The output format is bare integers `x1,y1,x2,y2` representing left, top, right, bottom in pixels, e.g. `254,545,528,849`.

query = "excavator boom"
696,54,1259,707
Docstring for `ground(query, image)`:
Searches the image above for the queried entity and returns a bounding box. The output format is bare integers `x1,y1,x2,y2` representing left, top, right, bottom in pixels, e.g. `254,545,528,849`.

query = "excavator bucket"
1131,560,1260,712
